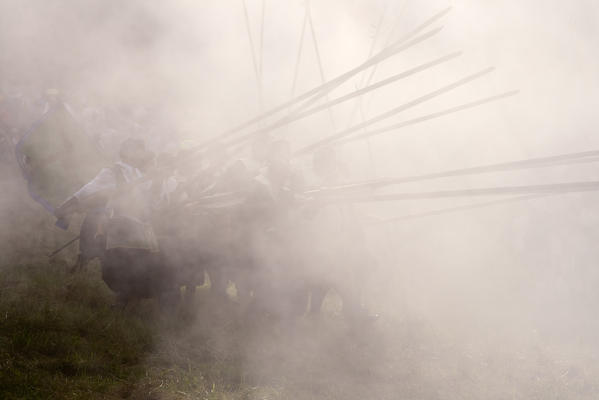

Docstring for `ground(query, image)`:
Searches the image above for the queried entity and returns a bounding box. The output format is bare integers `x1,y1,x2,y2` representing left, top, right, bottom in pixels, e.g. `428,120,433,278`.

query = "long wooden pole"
192,8,451,150
295,67,494,155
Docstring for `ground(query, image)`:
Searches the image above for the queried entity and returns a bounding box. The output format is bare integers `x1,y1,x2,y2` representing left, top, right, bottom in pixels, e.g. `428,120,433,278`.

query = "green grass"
2,172,599,399
0,258,274,400
0,261,153,399
3,255,599,400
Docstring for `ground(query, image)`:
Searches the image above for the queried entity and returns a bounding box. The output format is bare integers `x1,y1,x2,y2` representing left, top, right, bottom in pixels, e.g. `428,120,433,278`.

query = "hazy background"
2,0,599,397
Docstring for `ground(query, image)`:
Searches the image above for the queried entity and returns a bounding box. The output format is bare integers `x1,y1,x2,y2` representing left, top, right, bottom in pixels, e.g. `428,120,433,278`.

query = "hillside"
1,181,598,399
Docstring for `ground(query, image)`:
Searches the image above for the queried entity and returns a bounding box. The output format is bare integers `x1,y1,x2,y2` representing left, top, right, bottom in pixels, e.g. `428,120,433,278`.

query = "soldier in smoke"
303,146,377,323
240,139,309,318
54,138,177,305
154,149,233,304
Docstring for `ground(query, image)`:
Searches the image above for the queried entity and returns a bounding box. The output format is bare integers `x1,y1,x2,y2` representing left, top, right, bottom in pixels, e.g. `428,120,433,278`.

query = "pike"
193,7,452,150
188,178,599,212
295,67,495,155
306,0,336,129
366,194,549,227
335,90,519,146
349,0,410,128
290,3,309,99
324,180,599,204
48,235,80,258
276,27,444,127
307,149,599,195
242,0,263,109
224,51,462,148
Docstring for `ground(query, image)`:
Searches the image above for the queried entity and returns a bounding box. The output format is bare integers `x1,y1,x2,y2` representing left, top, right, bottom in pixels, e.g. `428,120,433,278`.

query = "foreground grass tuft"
0,261,153,399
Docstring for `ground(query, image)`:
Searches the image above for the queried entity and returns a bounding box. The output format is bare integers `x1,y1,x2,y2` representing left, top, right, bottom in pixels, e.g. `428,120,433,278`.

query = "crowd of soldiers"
2,86,378,324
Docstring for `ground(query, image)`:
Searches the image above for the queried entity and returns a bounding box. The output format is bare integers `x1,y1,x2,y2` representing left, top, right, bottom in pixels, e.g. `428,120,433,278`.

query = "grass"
3,171,599,399
0,170,265,399
4,255,599,400
0,256,279,400
0,261,153,399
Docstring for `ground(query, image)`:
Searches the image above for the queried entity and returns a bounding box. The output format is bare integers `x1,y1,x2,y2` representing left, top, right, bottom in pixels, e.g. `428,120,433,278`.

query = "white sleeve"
73,167,117,201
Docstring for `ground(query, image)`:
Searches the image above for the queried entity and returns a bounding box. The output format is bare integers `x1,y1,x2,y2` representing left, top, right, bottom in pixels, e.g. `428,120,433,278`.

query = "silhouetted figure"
304,147,378,323
55,138,176,305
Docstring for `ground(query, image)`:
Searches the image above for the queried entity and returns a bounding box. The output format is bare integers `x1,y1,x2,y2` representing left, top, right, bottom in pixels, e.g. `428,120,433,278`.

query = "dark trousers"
102,248,175,301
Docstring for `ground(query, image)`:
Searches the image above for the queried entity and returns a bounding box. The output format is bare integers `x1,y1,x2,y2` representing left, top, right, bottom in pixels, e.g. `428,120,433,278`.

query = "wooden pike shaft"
307,150,599,195
48,235,80,258
327,180,599,204
193,7,451,150
367,194,548,226
225,51,461,147
336,90,518,146
295,67,495,155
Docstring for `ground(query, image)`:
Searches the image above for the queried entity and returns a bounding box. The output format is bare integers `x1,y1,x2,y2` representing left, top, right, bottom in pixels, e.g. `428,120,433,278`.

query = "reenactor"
303,146,378,323
242,139,309,318
54,138,177,305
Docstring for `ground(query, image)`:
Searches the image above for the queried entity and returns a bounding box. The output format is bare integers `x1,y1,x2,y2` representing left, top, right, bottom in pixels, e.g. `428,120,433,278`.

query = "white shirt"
73,161,142,202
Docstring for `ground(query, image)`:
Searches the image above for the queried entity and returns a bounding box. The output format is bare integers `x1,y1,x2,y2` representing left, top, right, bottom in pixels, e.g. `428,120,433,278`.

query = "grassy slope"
4,258,599,400
0,261,152,399
0,165,271,399
0,258,287,400
2,168,599,399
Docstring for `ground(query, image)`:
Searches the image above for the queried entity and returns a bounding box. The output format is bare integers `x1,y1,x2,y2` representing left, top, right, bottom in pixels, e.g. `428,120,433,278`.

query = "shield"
15,103,107,213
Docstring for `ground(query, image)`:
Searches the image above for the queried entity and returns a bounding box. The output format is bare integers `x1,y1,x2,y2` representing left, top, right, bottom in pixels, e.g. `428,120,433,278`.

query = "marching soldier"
54,138,176,305
304,147,377,323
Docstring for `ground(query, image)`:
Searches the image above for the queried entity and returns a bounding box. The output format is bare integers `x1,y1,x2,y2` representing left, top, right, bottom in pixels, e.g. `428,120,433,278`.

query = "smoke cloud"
2,1,599,399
